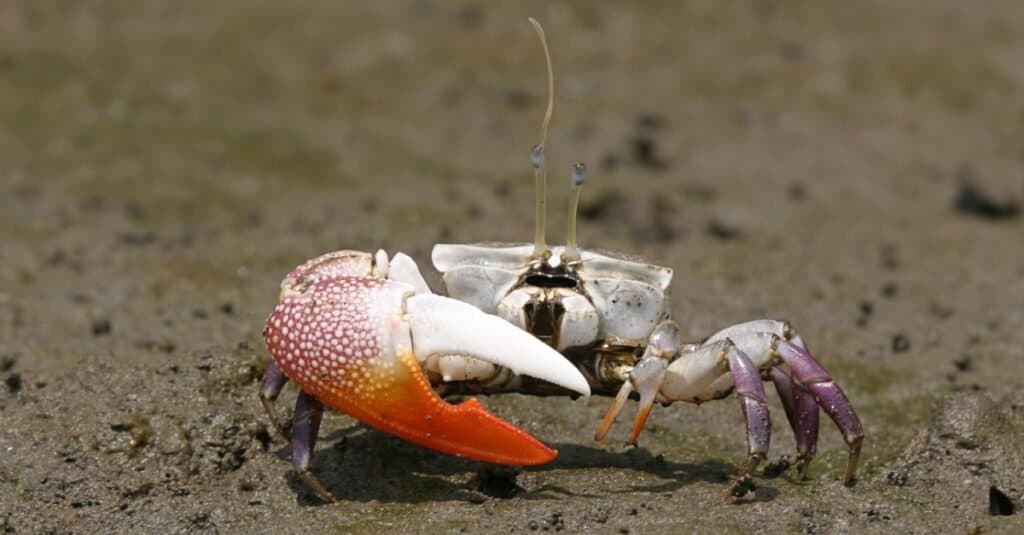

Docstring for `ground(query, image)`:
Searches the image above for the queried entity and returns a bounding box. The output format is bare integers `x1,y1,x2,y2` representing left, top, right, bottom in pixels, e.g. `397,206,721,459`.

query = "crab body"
434,244,671,351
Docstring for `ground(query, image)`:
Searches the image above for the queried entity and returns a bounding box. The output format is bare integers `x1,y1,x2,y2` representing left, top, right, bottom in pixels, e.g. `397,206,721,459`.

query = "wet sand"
1,2,1023,533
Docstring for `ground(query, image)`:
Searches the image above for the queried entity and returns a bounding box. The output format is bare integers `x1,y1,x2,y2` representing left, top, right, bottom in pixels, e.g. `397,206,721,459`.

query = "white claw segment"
388,252,432,294
405,293,591,396
373,249,390,278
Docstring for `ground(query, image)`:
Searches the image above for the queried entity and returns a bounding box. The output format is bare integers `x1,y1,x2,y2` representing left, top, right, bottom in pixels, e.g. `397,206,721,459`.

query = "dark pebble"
954,183,1020,221
578,190,620,221
787,182,806,201
892,333,911,353
953,355,973,372
5,373,21,394
493,181,511,199
880,244,901,270
475,469,521,499
456,5,484,30
630,134,668,170
989,486,1015,516
600,153,621,171
928,303,953,320
91,320,112,336
636,112,666,130
685,184,717,201
117,231,157,246
706,220,743,241
857,301,874,327
885,468,908,486
500,87,533,110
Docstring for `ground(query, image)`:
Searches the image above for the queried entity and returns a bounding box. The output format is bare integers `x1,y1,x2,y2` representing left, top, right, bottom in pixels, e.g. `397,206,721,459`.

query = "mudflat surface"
2,2,1023,533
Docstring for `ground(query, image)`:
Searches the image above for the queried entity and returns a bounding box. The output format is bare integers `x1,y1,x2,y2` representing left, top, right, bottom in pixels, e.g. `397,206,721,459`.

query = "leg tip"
744,451,767,474
296,469,336,503
842,437,863,486
795,451,815,480
260,397,286,438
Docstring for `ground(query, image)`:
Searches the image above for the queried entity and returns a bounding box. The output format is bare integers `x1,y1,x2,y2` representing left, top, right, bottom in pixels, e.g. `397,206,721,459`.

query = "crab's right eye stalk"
563,162,586,263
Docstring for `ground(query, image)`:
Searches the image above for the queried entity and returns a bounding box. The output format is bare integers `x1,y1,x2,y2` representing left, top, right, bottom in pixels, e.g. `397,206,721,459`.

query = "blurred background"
1,1,1022,532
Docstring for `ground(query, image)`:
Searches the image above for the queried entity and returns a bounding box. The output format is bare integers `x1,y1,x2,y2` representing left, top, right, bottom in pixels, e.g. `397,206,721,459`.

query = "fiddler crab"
260,19,863,502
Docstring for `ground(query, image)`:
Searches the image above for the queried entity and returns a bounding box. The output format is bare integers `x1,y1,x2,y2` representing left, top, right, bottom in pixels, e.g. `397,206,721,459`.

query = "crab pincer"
261,250,590,501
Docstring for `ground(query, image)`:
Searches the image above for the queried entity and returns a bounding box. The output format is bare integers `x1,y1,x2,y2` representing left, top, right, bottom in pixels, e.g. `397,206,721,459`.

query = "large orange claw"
264,270,589,465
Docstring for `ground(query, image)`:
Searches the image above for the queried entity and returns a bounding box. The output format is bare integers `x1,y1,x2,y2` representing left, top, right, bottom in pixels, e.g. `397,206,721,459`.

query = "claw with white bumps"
262,250,589,499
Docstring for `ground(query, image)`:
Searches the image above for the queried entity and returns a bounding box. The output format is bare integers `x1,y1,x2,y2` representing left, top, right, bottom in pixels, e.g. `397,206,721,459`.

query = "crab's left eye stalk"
528,17,555,261
563,162,586,263
531,144,549,259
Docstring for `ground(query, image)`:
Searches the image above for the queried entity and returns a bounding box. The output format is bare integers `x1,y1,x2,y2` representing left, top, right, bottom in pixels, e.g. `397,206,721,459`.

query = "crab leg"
705,320,863,485
259,361,290,436
775,339,863,485
656,341,772,492
264,275,590,477
768,366,819,478
595,332,772,497
291,391,333,502
594,321,680,443
727,346,771,477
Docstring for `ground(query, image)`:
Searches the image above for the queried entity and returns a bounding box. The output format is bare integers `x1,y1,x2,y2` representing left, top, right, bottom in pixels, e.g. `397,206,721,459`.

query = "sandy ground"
2,1,1023,533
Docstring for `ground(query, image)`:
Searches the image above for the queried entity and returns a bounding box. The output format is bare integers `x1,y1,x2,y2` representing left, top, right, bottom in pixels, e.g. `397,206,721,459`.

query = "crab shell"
432,243,674,350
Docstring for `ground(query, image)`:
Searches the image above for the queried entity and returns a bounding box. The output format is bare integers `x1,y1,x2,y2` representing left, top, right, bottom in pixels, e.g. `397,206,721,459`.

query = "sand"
1,2,1022,533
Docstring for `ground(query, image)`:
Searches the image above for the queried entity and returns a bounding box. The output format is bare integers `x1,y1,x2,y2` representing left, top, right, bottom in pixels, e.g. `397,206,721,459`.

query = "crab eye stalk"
531,144,549,259
528,17,555,261
563,162,586,263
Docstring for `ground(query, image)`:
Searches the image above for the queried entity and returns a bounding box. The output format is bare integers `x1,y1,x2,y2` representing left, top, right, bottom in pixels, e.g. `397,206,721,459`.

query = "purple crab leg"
726,346,770,497
769,366,820,478
259,360,290,436
292,391,334,502
776,340,863,486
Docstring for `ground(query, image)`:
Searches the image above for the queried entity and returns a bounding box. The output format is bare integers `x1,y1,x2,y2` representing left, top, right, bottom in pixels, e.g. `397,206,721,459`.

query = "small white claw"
405,294,591,396
373,249,390,278
388,252,432,294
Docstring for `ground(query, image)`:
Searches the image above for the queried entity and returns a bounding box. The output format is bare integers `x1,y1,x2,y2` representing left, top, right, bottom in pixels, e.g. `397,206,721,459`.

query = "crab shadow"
275,425,778,506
